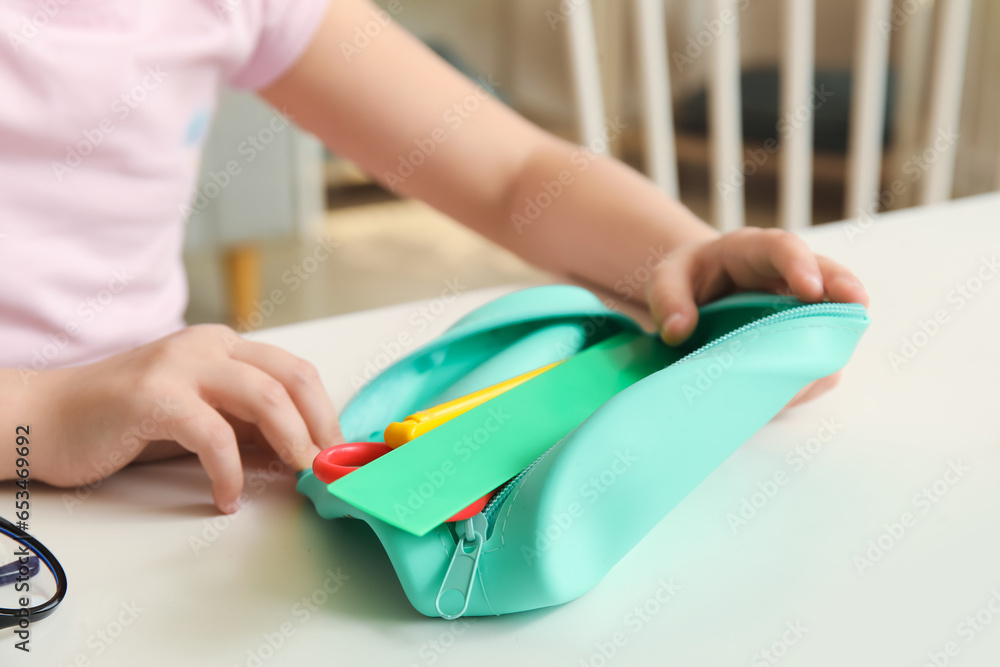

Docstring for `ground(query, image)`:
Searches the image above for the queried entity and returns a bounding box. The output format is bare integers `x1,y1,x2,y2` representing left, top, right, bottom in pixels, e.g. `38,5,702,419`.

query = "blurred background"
184,0,1000,330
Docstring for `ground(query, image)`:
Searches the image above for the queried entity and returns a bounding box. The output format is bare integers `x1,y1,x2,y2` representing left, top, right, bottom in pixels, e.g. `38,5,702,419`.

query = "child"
0,0,868,513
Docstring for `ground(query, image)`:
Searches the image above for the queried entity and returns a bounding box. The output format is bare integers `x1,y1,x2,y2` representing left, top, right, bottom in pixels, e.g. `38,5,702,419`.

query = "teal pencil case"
297,285,870,619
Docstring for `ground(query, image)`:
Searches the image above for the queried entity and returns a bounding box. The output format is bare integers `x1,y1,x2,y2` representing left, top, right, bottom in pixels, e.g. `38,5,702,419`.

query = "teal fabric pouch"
297,285,870,619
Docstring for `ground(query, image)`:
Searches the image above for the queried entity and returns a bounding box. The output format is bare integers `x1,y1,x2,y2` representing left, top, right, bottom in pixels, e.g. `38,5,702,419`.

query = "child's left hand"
643,228,869,405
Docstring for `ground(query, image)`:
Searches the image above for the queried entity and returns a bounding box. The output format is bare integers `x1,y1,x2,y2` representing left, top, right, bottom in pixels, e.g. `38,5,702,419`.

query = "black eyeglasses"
0,516,67,630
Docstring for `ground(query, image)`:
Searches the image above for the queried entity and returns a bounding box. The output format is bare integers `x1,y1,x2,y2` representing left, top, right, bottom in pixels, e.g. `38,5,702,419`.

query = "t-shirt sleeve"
226,0,330,90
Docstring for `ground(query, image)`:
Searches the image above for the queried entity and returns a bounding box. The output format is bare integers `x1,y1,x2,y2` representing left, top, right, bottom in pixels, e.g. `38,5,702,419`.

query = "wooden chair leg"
224,244,261,330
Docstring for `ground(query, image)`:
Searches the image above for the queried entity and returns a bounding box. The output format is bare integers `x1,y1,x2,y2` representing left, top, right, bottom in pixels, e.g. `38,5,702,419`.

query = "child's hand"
645,228,869,344
33,325,342,513
644,228,869,404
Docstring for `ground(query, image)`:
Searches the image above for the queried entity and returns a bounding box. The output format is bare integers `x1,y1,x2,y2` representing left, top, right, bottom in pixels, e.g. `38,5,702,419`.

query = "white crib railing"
565,0,975,229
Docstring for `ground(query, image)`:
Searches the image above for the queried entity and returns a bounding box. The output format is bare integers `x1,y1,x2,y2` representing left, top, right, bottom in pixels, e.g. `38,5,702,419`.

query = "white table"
6,194,1000,666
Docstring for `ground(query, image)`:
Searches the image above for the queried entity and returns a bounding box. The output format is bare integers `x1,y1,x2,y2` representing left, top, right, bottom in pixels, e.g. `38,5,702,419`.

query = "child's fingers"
815,255,870,306
727,230,825,302
229,341,344,449
198,361,322,472
645,252,700,346
165,401,243,513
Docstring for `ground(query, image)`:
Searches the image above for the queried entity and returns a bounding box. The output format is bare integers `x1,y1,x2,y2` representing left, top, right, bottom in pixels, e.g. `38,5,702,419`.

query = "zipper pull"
435,514,487,620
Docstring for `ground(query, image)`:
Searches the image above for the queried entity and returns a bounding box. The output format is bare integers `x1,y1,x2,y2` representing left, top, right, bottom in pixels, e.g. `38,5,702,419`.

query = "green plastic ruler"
329,331,676,536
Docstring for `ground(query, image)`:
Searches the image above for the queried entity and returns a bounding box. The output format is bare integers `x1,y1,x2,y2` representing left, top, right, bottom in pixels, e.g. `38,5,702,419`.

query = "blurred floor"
184,199,551,329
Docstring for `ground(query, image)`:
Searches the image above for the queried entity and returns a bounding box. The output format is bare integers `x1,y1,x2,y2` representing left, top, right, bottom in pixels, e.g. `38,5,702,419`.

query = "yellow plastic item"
383,361,564,448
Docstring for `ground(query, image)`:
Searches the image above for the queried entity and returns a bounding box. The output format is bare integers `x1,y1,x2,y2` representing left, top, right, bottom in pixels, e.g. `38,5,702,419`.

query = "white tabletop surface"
5,193,1000,666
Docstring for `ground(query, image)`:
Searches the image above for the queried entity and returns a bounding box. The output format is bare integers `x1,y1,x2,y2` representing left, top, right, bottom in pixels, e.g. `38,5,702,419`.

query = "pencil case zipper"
435,300,868,618
481,301,868,527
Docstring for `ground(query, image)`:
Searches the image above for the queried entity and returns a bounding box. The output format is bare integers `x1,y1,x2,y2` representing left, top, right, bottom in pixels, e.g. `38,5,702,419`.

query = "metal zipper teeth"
482,441,558,524
481,301,867,526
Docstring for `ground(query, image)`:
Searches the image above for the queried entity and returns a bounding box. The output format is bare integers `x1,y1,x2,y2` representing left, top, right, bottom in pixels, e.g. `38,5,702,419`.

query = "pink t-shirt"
0,0,327,377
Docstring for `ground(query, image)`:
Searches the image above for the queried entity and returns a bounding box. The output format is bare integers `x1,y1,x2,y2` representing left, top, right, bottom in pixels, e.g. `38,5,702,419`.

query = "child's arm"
260,0,869,346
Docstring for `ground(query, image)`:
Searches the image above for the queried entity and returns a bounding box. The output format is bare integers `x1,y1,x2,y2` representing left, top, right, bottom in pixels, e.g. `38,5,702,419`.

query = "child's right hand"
24,324,343,513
